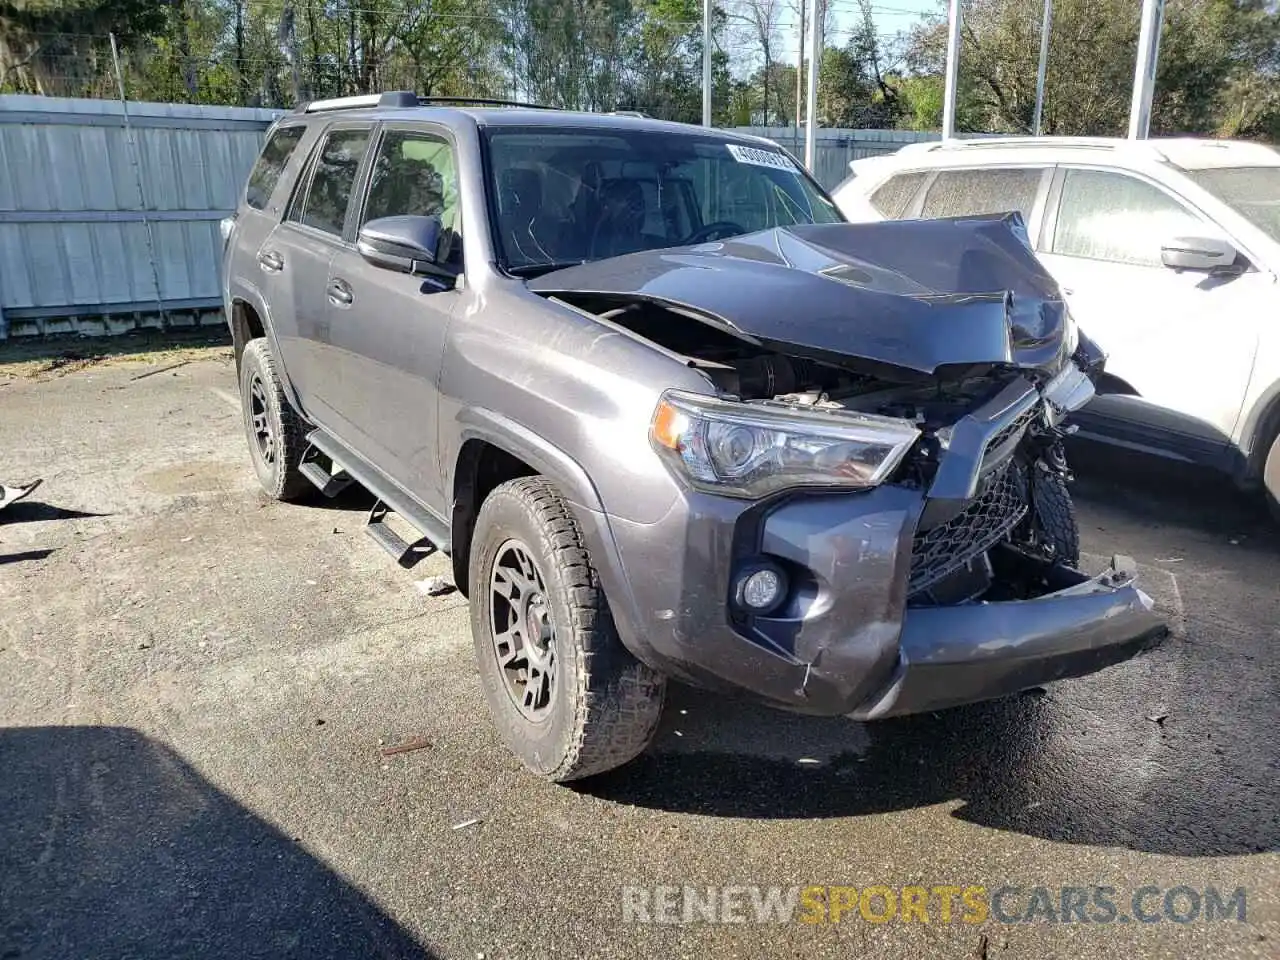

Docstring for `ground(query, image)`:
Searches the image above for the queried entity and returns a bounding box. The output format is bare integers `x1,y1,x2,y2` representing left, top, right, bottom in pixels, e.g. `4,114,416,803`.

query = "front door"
1037,167,1263,458
323,124,465,516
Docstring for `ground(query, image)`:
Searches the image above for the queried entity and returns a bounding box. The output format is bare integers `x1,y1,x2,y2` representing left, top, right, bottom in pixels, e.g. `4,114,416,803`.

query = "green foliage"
2,0,1276,143
900,0,1280,139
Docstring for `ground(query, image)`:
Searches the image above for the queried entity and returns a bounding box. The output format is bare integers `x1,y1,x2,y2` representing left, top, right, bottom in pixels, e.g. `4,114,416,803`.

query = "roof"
290,92,777,145
887,135,1280,171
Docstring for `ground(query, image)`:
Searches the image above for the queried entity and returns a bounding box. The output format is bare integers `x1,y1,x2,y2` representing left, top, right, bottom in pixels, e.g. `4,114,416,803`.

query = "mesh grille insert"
908,460,1029,598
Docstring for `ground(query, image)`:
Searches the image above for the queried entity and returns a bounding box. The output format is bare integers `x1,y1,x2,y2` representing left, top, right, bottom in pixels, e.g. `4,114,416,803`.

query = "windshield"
482,126,843,274
1185,165,1280,244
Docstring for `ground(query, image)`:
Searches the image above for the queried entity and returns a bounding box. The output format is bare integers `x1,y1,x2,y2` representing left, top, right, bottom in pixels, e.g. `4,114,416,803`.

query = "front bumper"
850,558,1166,719
588,482,1167,720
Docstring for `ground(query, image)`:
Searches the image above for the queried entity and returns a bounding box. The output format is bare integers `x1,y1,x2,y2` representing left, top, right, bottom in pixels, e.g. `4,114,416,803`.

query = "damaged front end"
532,216,1167,716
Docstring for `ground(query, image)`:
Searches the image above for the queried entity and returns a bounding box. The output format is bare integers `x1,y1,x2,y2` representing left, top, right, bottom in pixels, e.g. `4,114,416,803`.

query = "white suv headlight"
650,390,920,499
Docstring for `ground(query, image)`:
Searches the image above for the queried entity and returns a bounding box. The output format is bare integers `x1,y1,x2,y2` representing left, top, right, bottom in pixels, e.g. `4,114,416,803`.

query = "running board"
299,444,354,498
305,428,451,567
367,500,437,568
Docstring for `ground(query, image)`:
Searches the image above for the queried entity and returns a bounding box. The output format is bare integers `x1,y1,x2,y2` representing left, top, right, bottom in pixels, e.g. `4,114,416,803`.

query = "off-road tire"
239,337,309,501
469,476,666,781
1032,467,1080,567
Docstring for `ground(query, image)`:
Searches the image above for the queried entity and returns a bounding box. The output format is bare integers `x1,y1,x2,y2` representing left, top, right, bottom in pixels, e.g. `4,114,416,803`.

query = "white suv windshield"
482,127,842,274
1186,165,1280,244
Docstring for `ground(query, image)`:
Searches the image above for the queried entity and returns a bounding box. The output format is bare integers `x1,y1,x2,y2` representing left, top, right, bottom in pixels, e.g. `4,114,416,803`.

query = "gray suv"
222,92,1166,781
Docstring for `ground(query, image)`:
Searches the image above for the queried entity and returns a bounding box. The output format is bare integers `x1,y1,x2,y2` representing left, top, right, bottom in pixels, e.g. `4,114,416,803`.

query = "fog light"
735,564,787,613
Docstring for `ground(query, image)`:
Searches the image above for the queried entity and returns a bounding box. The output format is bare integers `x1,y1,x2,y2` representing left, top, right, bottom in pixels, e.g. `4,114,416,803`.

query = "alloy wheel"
489,539,558,722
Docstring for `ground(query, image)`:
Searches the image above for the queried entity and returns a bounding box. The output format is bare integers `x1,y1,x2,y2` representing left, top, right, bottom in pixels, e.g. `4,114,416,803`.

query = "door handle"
327,278,353,306
257,250,284,272
1061,286,1075,296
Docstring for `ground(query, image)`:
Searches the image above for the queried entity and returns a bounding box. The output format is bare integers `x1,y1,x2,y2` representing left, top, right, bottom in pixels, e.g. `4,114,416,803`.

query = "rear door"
261,122,373,426
321,123,465,514
913,165,1051,233
223,121,308,345
1035,166,1263,457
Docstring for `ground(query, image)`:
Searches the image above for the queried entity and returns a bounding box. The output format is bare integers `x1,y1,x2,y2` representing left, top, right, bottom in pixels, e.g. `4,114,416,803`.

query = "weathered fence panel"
0,96,281,338
0,97,936,339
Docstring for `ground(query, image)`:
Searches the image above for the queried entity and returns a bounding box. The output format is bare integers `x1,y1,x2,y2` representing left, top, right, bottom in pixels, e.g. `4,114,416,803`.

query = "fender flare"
226,281,308,418
450,407,646,652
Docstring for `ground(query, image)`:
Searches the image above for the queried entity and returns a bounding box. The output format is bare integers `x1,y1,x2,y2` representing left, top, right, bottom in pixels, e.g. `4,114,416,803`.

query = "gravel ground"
1,347,1276,960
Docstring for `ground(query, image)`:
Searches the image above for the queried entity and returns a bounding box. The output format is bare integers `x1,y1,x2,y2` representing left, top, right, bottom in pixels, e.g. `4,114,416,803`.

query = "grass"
0,328,233,382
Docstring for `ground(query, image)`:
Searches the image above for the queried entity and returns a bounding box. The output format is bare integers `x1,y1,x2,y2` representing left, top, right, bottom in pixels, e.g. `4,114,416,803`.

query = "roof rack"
294,91,559,113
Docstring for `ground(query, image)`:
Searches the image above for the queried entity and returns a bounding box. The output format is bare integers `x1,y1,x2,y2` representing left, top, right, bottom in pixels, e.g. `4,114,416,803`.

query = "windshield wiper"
506,260,585,278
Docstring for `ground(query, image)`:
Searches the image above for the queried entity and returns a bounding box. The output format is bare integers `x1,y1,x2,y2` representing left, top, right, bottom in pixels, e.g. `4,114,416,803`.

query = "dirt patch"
137,461,242,495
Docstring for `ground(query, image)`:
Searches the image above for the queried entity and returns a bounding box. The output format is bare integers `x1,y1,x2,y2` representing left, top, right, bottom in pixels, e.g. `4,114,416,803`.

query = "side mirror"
1160,232,1240,273
357,215,444,275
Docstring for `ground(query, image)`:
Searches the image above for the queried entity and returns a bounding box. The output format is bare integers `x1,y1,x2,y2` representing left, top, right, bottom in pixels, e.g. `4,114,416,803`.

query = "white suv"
833,136,1280,516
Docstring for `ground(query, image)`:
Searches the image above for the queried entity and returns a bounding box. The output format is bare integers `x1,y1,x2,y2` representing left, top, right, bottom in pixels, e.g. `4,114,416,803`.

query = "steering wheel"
685,221,747,244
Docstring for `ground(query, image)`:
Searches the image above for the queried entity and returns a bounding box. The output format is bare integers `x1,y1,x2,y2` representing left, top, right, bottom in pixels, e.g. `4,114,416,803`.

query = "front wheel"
469,476,666,781
1031,466,1080,568
1263,431,1280,524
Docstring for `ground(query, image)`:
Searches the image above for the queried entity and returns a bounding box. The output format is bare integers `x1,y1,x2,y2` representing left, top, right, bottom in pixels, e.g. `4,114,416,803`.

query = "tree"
0,0,166,96
732,0,784,123
901,0,1280,138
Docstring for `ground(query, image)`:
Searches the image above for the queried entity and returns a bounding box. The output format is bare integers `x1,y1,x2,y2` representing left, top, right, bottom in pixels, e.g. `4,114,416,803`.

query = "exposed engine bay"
550,291,1104,610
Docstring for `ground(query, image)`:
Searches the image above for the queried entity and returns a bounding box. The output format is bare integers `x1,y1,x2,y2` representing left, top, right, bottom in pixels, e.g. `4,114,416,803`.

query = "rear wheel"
469,476,666,781
239,338,309,501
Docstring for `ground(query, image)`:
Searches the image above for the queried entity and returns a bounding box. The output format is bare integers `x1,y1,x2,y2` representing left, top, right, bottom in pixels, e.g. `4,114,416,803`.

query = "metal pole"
803,0,821,170
109,33,167,327
795,0,805,149
1032,0,1052,136
702,0,712,126
1127,0,1164,139
940,0,962,139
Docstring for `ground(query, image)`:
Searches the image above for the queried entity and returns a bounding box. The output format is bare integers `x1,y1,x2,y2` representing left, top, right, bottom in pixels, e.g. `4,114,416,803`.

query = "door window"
245,125,305,210
360,129,462,266
290,127,371,237
1051,169,1202,267
920,167,1044,221
871,172,927,218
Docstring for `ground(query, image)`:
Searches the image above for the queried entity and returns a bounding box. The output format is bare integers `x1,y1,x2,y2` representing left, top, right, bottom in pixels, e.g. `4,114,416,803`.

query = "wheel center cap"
525,599,550,660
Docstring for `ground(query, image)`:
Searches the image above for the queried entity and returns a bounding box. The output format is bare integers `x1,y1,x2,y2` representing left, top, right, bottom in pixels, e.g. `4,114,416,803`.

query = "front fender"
449,407,649,653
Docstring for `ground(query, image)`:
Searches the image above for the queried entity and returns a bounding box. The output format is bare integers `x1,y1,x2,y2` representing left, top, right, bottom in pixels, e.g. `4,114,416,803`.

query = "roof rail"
415,95,559,110
295,91,561,113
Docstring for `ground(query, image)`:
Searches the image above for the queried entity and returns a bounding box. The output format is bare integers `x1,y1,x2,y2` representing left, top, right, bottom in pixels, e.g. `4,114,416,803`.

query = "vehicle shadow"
1066,437,1278,549
0,726,435,960
584,678,1278,857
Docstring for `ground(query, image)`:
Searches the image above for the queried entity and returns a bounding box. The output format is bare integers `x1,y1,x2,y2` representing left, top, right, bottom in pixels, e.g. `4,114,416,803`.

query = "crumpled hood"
529,215,1073,379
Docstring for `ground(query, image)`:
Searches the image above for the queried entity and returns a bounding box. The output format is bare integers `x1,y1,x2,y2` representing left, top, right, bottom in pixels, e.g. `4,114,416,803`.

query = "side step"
305,428,452,570
367,500,438,568
299,445,354,498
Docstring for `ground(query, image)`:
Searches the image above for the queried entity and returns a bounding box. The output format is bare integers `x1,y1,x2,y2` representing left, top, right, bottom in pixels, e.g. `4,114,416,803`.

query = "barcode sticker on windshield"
726,144,796,171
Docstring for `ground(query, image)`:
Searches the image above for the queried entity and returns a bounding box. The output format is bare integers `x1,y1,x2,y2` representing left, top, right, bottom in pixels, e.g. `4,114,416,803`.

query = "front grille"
984,405,1037,460
908,461,1029,598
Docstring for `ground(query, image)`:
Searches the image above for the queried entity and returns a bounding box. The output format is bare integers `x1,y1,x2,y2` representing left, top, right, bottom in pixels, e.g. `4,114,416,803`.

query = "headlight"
650,390,920,499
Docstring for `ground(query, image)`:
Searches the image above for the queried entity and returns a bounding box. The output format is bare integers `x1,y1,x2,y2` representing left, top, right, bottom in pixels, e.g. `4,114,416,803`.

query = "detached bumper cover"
849,558,1167,719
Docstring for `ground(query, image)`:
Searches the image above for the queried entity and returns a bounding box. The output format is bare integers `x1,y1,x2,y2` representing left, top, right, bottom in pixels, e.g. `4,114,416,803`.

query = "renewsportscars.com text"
620,884,1248,925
